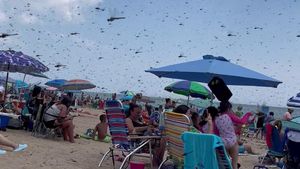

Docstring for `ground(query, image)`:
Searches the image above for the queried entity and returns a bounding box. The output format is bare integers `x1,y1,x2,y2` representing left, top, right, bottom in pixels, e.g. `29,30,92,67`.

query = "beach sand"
0,108,271,169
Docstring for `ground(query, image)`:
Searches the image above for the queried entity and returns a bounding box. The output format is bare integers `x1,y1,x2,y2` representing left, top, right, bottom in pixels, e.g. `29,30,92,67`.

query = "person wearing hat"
283,108,294,121
235,105,243,118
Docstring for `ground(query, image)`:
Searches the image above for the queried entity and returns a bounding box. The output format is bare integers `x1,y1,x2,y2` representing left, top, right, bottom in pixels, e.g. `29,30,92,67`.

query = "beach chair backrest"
165,112,191,165
105,100,130,148
182,132,232,169
105,100,122,109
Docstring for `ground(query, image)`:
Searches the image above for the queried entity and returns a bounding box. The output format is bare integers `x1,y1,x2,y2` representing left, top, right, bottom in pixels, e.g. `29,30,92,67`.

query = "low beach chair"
284,128,300,169
98,100,155,169
158,112,191,169
32,104,61,139
260,124,286,165
182,132,233,169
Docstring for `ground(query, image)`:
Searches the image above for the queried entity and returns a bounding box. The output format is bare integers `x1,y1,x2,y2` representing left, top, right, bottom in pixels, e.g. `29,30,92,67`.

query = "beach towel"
182,132,230,169
80,129,111,143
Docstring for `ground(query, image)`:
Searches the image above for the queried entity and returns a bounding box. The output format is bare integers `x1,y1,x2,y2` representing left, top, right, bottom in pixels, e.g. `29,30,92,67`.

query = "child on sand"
92,114,110,143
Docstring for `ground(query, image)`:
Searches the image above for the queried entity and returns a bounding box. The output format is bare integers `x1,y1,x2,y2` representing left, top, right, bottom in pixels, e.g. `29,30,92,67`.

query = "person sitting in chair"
43,96,75,143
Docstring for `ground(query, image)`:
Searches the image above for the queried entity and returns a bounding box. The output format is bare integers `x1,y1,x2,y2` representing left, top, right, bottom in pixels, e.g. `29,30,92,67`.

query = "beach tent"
146,55,282,88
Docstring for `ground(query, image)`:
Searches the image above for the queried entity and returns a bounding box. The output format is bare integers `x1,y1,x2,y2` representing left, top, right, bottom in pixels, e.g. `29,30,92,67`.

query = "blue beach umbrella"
45,79,67,88
146,55,282,88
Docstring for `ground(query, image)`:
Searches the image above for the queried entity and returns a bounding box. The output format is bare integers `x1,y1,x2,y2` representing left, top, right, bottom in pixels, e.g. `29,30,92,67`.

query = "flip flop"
0,149,6,155
14,144,28,152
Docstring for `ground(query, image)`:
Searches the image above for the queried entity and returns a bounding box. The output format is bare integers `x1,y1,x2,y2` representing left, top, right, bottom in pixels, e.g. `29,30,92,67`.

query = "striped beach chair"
158,112,191,169
98,100,152,169
182,132,232,169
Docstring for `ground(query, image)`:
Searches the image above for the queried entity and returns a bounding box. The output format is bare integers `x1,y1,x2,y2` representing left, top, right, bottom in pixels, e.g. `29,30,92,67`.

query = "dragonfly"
54,62,67,68
0,33,18,38
178,52,187,58
107,8,125,22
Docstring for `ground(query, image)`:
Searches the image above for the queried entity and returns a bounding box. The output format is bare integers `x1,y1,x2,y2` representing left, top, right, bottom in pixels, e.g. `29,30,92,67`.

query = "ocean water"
81,92,300,119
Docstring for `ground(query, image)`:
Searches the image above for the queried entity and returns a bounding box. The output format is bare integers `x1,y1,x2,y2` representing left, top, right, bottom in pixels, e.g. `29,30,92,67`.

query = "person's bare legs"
153,138,166,167
62,128,69,141
244,144,257,154
0,134,18,150
62,120,75,143
227,143,239,169
67,122,75,143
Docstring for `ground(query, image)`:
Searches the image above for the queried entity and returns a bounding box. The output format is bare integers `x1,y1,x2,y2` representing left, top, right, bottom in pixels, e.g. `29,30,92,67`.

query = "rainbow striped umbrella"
61,79,96,90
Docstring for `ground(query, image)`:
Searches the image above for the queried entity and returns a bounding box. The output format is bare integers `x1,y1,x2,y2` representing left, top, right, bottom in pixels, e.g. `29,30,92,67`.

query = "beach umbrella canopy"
292,116,300,124
165,81,213,100
287,93,300,108
15,80,29,89
61,79,96,90
280,120,300,132
45,79,67,88
0,50,49,96
26,72,49,79
46,86,58,91
120,90,135,96
146,55,282,88
121,95,133,101
0,50,49,73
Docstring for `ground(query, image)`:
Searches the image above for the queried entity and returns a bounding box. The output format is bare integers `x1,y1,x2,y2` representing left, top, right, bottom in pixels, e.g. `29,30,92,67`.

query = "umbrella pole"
4,64,10,104
187,95,190,105
23,74,26,82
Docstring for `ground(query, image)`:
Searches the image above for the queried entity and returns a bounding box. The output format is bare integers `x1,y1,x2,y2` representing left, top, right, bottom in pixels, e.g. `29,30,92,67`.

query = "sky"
0,0,300,107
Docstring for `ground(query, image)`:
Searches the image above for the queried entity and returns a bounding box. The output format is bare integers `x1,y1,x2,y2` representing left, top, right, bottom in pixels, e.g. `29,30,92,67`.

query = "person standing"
283,108,294,121
164,98,172,109
265,112,275,124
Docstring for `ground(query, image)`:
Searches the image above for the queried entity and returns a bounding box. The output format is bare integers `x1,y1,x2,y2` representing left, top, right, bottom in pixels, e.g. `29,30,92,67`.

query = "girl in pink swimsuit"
215,101,239,169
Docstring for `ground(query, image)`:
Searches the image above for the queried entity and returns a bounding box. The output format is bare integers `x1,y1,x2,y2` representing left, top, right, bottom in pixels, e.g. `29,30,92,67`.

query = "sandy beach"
0,108,273,169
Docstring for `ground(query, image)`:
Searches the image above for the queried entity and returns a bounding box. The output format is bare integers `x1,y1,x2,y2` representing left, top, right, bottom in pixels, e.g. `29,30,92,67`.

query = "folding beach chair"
158,112,191,169
284,128,300,169
260,124,286,165
182,132,233,169
32,104,61,139
98,100,155,169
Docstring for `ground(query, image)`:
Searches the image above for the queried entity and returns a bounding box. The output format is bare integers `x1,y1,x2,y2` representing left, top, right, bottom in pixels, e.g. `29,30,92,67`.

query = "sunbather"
0,133,27,155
